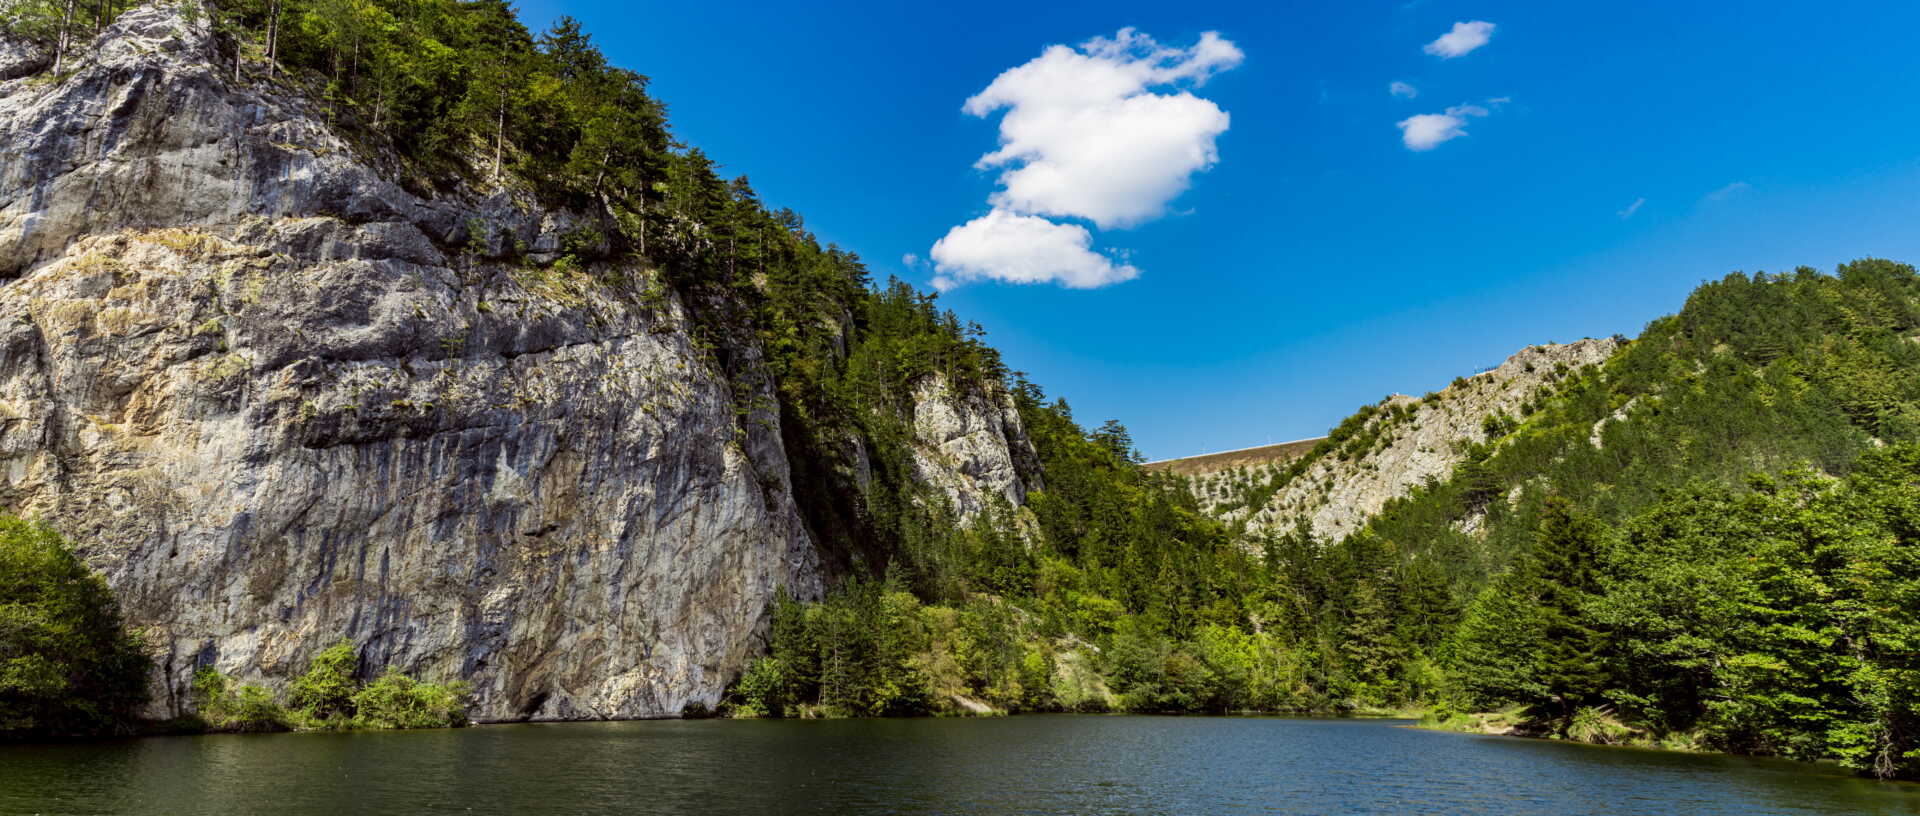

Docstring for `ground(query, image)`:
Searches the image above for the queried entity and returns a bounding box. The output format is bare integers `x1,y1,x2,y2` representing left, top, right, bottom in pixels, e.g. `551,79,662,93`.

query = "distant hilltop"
1141,437,1326,476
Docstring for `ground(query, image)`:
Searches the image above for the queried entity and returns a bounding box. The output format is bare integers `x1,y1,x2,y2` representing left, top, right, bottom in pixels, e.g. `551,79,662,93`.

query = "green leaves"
194,641,468,732
0,518,148,738
287,639,358,720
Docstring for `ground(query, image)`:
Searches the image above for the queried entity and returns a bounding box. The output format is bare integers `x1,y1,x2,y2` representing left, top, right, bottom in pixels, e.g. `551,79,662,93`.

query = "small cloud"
1389,80,1418,99
1397,103,1488,150
1424,21,1495,59
929,208,1140,290
1618,197,1645,219
1486,96,1511,106
902,252,922,268
1705,181,1751,202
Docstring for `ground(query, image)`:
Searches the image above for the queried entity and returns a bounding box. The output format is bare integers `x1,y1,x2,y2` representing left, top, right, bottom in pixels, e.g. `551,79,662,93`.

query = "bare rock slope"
0,5,1037,721
1188,339,1620,544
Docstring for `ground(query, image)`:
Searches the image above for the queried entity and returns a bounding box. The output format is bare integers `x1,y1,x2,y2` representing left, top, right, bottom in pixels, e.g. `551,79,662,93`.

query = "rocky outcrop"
909,375,1041,523
0,4,1035,721
1206,339,1620,544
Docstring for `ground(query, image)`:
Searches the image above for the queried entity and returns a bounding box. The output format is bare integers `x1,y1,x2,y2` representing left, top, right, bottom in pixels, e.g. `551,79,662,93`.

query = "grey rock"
909,374,1043,523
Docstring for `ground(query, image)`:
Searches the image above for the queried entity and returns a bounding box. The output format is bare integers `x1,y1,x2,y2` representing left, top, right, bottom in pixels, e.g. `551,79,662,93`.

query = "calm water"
5,716,1919,815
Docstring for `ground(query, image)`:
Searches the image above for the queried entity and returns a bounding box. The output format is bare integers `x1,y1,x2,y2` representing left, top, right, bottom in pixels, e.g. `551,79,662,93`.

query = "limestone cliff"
1184,339,1620,544
0,5,1038,721
909,374,1042,523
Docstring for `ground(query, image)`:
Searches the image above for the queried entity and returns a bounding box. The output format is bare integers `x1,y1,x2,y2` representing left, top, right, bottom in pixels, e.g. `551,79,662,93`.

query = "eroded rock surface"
909,375,1042,523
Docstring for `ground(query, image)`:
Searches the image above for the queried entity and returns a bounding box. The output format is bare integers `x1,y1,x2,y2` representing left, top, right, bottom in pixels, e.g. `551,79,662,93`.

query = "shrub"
350,671,469,729
288,640,359,722
191,668,288,733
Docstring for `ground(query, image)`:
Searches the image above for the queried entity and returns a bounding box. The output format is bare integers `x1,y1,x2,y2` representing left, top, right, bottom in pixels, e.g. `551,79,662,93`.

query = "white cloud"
1397,103,1487,150
961,27,1242,230
1705,181,1751,202
1618,197,1645,219
1424,21,1495,58
902,252,922,268
1389,81,1419,99
927,28,1241,290
929,209,1140,290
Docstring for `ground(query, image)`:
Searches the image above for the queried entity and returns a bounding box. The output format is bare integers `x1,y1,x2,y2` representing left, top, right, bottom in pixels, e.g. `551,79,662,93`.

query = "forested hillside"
1254,262,1920,777
733,260,1920,781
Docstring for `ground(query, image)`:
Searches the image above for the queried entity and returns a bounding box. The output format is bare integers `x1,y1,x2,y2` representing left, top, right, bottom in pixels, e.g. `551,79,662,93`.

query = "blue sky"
520,0,1920,460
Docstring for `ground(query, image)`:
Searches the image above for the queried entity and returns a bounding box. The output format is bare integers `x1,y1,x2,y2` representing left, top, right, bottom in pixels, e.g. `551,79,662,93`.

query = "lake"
5,716,1918,815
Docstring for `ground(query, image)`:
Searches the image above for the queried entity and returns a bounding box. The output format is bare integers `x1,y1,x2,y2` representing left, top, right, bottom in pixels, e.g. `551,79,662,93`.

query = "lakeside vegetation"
0,516,466,738
191,640,470,733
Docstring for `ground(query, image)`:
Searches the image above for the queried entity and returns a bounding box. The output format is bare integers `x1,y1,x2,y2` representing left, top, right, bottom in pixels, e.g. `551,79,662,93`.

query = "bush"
288,640,359,722
350,672,469,729
191,640,468,732
0,517,149,737
191,668,288,733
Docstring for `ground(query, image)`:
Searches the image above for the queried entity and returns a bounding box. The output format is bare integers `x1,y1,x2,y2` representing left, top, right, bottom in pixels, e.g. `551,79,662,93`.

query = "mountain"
1169,338,1619,543
0,3,1037,722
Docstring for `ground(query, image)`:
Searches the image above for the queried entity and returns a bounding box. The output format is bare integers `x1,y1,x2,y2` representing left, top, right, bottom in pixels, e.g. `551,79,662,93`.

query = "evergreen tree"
1525,497,1612,720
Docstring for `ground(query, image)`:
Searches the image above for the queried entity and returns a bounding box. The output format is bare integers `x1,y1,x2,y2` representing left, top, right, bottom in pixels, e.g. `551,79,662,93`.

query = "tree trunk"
492,102,506,183
266,0,280,79
53,0,77,76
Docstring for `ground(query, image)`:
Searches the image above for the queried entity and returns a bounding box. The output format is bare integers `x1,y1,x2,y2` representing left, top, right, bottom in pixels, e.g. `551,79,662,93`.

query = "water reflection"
5,716,1918,815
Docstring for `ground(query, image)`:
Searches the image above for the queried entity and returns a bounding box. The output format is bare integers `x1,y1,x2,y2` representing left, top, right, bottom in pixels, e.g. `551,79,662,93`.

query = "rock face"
1189,339,1620,544
0,6,1036,721
909,375,1042,523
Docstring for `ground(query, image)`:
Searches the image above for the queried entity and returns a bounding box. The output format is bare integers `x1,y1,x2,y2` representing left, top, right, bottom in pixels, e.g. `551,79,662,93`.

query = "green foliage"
195,641,467,732
0,517,149,738
350,672,469,729
192,668,287,733
730,582,934,717
287,638,357,721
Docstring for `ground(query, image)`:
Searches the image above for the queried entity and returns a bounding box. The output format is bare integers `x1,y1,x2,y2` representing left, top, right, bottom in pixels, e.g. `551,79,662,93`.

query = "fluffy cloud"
928,28,1242,291
929,209,1140,290
1397,103,1487,150
1423,21,1495,58
1389,80,1418,99
962,28,1242,229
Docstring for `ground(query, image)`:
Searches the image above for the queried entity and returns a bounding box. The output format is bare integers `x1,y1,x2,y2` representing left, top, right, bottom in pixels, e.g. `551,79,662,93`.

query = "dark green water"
5,716,1919,815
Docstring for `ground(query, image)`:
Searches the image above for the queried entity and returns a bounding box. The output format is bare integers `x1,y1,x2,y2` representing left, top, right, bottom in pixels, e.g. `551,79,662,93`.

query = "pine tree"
1527,497,1611,719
